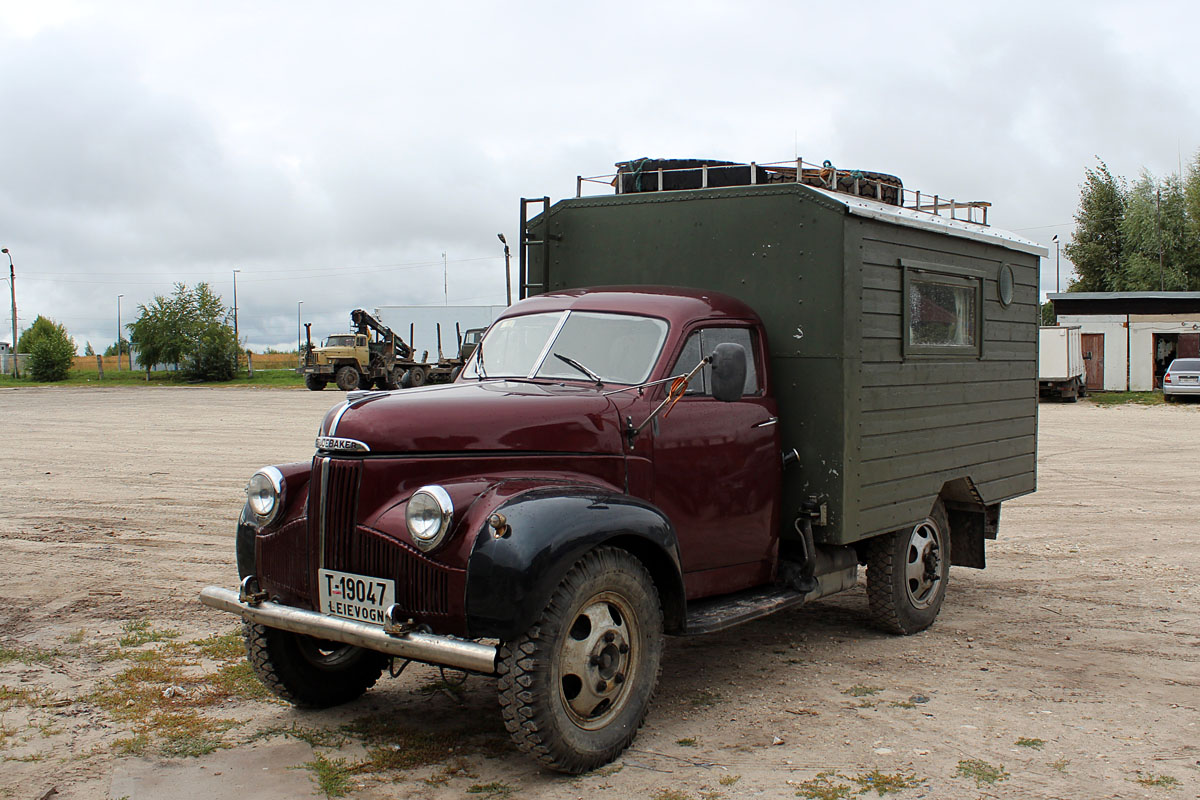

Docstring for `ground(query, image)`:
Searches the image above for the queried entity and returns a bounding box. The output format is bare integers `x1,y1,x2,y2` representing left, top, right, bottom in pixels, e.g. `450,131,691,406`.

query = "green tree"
83,341,95,357
26,321,76,381
1119,171,1198,291
128,282,238,381
16,315,71,354
1063,160,1126,291
103,338,130,357
1040,301,1056,326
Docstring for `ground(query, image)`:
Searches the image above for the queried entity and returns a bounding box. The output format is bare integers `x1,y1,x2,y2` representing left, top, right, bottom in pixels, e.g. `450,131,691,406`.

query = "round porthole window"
998,263,1014,307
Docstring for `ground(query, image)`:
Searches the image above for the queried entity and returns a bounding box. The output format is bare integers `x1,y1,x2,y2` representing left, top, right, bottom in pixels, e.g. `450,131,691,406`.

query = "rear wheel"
334,365,360,391
866,499,950,635
304,374,327,391
244,622,388,708
497,547,663,774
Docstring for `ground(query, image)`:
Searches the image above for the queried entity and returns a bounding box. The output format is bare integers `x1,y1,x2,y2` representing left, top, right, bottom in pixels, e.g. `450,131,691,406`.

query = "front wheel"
334,365,360,391
244,622,388,708
497,547,664,774
304,374,327,391
866,499,950,635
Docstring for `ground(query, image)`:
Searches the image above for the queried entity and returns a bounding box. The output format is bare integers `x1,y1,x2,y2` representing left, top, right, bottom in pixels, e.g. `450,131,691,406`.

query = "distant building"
1048,292,1200,391
0,341,9,354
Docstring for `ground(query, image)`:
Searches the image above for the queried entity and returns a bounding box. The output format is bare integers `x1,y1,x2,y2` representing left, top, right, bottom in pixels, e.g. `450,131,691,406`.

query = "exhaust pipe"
199,585,497,675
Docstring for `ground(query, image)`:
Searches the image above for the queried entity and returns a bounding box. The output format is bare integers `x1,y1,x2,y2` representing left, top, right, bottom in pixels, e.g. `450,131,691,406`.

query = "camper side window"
902,264,983,357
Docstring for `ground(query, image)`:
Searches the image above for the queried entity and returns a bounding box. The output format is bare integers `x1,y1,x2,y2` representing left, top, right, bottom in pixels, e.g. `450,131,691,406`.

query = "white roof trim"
810,187,1048,258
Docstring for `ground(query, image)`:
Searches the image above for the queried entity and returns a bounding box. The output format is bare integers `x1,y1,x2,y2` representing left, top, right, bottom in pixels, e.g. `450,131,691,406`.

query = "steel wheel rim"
555,590,640,731
296,635,359,669
904,520,943,609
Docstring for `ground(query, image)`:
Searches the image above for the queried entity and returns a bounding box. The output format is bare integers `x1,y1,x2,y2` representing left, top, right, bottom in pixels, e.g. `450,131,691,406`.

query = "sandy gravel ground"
0,386,1197,800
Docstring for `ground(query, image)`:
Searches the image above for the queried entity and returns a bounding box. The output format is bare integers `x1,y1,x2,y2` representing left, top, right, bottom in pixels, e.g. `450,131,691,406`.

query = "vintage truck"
201,159,1044,773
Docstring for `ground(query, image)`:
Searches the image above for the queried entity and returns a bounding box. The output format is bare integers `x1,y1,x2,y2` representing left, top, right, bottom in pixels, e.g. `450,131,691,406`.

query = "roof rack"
576,157,991,226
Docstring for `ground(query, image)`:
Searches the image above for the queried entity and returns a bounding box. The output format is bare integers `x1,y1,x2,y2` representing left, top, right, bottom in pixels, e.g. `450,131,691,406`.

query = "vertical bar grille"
310,456,452,617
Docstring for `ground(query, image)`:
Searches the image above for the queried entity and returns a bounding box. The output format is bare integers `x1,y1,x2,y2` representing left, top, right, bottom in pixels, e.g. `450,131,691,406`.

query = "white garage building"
1048,292,1200,391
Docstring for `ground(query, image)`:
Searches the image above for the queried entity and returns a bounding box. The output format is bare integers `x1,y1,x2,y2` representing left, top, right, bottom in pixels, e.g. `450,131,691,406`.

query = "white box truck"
1039,325,1085,401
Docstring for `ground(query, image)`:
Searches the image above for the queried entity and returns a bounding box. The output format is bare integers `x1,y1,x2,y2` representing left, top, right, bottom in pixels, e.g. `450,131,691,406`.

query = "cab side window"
671,327,759,396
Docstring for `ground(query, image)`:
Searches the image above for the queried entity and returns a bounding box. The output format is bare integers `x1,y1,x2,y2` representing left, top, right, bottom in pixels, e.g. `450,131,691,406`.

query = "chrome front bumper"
198,585,498,675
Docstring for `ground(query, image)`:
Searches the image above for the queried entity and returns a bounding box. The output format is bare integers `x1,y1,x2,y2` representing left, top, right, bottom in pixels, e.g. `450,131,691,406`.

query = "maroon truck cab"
201,287,876,772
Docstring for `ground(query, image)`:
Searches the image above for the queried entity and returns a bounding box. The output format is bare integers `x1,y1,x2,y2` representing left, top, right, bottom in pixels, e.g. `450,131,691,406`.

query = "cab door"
651,324,780,598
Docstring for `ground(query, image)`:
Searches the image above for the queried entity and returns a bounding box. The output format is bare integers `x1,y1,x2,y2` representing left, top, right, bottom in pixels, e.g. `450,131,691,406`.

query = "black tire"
408,366,427,387
358,373,373,390
334,365,359,391
450,366,462,382
304,374,327,391
496,547,664,774
243,622,388,708
866,499,950,635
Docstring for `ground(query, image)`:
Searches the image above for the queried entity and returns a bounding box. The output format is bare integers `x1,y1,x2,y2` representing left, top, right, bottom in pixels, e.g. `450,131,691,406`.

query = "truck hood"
319,380,635,455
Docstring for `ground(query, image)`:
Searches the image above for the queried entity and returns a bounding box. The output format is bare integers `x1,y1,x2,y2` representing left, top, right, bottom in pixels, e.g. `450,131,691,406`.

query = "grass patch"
955,759,1009,787
888,701,916,709
689,689,721,707
425,758,477,785
304,753,355,798
0,644,61,666
676,737,697,747
467,783,514,798
0,367,307,389
1088,391,1164,406
118,620,179,648
841,685,883,697
192,629,244,662
719,774,740,786
207,661,273,701
65,630,87,645
112,734,150,756
1050,758,1070,773
794,772,852,800
258,724,347,749
1015,736,1045,749
850,770,923,795
652,790,695,800
1134,772,1180,788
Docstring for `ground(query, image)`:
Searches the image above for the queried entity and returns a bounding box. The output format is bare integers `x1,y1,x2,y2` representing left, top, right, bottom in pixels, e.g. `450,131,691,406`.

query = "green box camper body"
522,182,1042,546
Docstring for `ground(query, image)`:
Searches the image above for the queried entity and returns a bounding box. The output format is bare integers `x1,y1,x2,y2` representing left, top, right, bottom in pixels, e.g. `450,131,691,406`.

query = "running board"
681,564,858,636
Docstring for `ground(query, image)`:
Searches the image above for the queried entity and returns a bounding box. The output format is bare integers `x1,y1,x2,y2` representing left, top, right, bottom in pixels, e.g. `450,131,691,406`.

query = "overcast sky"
1,1,1197,352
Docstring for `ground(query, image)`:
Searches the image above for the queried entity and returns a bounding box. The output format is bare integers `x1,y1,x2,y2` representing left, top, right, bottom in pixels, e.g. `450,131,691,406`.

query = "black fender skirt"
464,487,683,641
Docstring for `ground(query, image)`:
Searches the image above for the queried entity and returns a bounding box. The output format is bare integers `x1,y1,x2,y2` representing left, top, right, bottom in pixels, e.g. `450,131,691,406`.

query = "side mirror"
709,343,747,402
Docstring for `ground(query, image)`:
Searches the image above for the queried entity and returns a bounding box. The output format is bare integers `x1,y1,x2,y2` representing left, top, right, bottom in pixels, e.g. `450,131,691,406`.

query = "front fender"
465,487,684,640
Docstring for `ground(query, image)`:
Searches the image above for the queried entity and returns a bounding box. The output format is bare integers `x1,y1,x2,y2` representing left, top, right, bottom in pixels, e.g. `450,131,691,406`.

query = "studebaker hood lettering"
322,380,633,455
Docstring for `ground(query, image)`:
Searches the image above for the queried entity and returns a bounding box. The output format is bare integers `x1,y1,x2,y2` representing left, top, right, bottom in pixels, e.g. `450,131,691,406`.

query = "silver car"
1163,358,1200,400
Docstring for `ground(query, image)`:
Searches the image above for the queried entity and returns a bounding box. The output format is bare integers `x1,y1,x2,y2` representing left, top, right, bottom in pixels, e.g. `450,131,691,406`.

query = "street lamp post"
1052,235,1060,294
117,294,124,371
232,269,241,375
2,248,15,378
498,233,512,306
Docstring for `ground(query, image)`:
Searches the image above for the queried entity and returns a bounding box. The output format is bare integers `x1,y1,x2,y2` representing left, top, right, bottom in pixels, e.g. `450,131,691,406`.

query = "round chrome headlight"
245,467,284,527
406,485,453,551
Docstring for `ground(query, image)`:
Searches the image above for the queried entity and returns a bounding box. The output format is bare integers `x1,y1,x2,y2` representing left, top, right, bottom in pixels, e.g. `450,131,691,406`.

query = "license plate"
318,569,395,625
1181,376,1198,384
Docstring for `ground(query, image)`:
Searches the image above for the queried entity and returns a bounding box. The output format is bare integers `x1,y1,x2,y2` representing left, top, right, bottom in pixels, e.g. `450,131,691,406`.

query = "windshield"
462,311,669,385
324,335,357,347
1170,359,1200,371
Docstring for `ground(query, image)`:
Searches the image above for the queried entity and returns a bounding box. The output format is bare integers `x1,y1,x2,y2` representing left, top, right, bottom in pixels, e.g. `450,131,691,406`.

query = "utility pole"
2,248,15,378
232,269,241,374
117,294,124,370
1156,188,1164,290
297,300,303,366
442,252,448,305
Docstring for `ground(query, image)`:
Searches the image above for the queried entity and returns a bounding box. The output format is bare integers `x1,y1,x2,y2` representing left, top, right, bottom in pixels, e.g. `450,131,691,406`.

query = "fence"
71,352,300,372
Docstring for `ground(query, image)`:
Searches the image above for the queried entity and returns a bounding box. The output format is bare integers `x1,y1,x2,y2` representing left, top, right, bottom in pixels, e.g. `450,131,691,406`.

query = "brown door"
1082,334,1104,390
1179,333,1200,359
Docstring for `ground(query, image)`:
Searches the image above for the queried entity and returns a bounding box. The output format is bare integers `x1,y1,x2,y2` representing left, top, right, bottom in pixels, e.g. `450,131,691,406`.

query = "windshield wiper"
475,338,487,379
553,352,603,386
